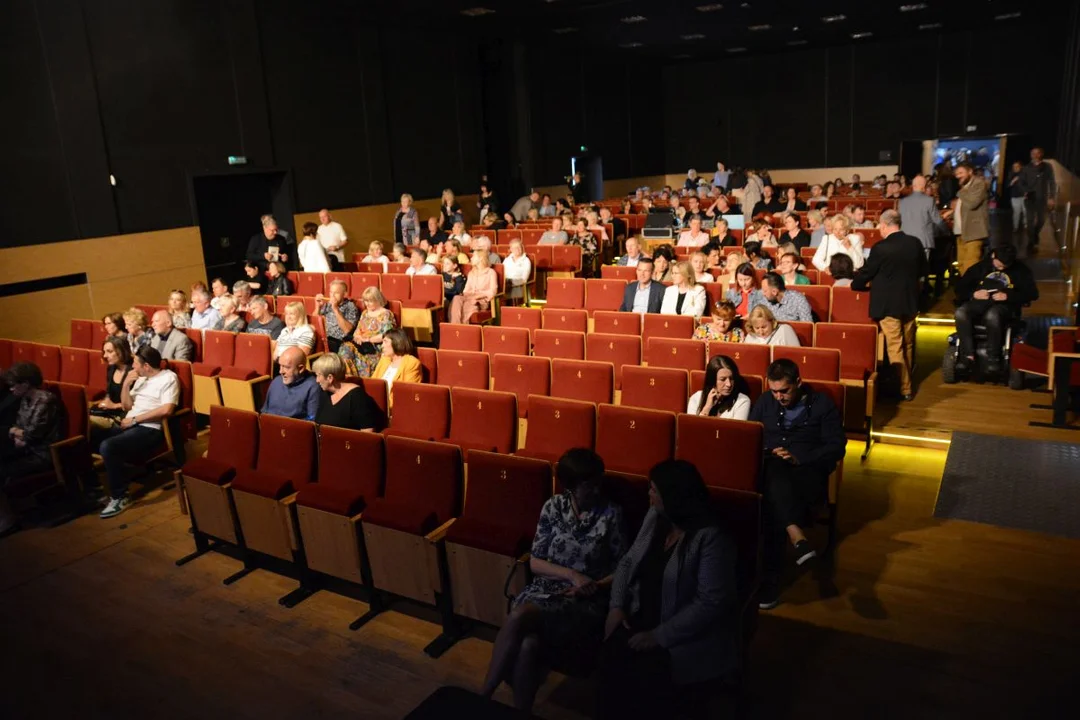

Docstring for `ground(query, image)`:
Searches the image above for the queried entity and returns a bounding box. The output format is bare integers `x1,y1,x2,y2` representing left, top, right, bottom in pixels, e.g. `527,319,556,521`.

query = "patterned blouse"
128,331,153,355
319,299,360,341
693,324,745,343
16,387,62,458
529,493,625,589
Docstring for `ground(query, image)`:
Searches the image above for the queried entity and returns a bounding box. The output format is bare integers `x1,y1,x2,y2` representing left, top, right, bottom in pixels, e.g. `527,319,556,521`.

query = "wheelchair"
942,317,1026,388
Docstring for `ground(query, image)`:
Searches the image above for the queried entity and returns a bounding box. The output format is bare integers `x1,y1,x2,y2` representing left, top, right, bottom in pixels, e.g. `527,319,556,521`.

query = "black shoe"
955,355,973,373
985,359,1004,376
758,582,780,610
793,540,817,566
901,393,915,402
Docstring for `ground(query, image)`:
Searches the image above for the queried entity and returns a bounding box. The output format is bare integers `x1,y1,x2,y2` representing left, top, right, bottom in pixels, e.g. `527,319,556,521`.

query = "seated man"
851,205,875,229
406,248,437,276
598,206,625,243
750,359,846,608
261,346,320,420
618,258,664,314
617,236,647,267
191,289,224,331
95,346,180,519
232,280,255,311
539,217,569,245
245,296,286,338
473,235,502,265
149,311,195,361
749,273,813,322
954,244,1038,374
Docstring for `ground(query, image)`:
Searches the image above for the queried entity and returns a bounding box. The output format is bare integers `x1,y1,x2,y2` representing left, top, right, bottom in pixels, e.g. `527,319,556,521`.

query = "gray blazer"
152,330,194,362
899,190,947,252
609,507,738,684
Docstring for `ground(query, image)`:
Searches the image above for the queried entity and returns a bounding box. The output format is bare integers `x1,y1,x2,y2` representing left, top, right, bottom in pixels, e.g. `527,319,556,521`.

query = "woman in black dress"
90,336,133,432
312,354,384,431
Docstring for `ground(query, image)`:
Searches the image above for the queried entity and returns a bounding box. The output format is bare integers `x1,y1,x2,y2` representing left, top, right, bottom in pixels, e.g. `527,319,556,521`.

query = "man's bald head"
278,346,307,384
151,310,173,336
912,174,927,192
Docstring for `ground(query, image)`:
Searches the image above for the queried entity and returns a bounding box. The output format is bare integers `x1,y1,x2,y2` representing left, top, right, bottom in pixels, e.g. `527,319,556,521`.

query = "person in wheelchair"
953,244,1038,376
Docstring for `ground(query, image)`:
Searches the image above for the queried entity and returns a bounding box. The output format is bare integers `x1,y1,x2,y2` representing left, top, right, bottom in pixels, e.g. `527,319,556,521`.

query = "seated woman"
449,251,498,323
218,296,246,333
687,354,752,420
750,220,778,249
702,243,724,272
743,305,800,346
779,211,811,252
776,252,811,286
694,300,744,343
123,308,152,355
599,460,738,720
391,243,408,264
242,261,263,292
652,245,675,283
725,263,761,317
274,301,316,359
660,261,707,318
689,251,712,284
0,362,64,535
371,328,422,394
481,449,625,712
443,238,470,265
298,222,331,273
503,239,532,302
338,287,395,378
90,337,134,431
265,261,294,296
780,187,808,214
620,198,633,215
441,256,467,306
362,240,391,271
743,240,773,271
167,290,191,329
710,218,737,247
312,354,383,431
812,213,865,273
585,211,610,243
828,253,855,287
102,312,127,341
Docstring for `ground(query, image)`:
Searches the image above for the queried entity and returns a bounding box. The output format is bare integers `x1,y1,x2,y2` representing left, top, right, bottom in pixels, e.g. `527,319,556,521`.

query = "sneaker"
100,496,132,519
758,583,780,610
794,540,817,566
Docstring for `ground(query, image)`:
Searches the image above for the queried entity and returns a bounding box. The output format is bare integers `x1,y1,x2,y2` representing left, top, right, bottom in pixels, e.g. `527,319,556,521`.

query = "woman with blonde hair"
218,296,246,333
274,301,316,359
689,251,713,284
660,261,707,318
123,308,151,354
439,188,462,231
743,305,800,346
450,251,499,323
338,286,395,378
313,353,383,431
394,193,421,246
167,290,191,328
362,240,390,271
812,213,865,274
443,237,470,265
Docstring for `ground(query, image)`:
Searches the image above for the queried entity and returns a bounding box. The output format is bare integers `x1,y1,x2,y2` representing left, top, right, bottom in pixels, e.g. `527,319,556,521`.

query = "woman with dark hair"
781,187,807,213
936,162,959,209
822,181,835,201
828,253,855,287
725,262,761,317
90,337,134,431
694,301,744,343
371,328,422,394
743,240,773,272
779,211,811,252
598,460,738,719
481,448,625,711
438,188,462,231
102,312,127,340
651,244,675,283
687,355,751,419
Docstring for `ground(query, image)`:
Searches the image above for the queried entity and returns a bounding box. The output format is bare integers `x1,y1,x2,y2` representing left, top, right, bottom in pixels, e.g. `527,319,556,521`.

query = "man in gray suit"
899,174,948,258
617,237,647,266
149,311,194,362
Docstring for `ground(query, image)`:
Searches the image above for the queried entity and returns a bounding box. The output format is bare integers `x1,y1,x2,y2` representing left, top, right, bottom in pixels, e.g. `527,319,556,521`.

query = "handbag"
356,341,377,354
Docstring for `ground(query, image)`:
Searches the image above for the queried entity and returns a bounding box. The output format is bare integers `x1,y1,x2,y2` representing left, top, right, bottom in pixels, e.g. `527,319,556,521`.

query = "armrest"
424,517,457,544
864,371,877,417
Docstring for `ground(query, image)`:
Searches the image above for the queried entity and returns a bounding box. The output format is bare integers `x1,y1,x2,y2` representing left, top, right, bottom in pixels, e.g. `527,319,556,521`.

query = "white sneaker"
100,496,132,519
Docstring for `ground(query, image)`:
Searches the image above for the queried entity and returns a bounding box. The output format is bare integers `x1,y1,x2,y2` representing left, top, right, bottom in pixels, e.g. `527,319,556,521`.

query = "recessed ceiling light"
681,33,706,40
673,53,692,59
552,27,578,34
792,25,800,32
619,42,644,48
748,24,772,31
460,7,494,17
696,3,724,10
822,14,846,23
727,47,747,53
899,3,928,11
918,22,942,30
740,2,750,7
995,12,1021,20
851,31,873,39
787,39,808,46
621,15,647,23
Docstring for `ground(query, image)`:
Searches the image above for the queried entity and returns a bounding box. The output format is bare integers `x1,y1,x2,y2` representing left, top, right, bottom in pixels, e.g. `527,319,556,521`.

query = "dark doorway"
189,170,297,285
571,154,604,203
899,140,924,182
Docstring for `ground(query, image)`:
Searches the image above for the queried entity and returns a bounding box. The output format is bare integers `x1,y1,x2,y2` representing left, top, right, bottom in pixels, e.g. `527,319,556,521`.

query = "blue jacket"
749,384,846,475
618,281,665,313
262,372,320,421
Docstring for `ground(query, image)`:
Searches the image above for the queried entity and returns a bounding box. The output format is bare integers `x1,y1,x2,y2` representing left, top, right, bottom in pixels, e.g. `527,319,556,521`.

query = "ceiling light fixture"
727,46,747,52
681,33,706,40
918,22,942,30
619,42,644,48
460,7,494,17
695,3,724,10
821,14,846,23
899,3,928,11
748,24,772,31
621,15,647,23
851,31,873,39
787,39,808,46
995,12,1021,20
552,27,578,34
673,53,692,59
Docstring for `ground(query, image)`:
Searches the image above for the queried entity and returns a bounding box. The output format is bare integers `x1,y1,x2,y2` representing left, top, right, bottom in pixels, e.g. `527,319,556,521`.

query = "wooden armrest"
51,435,88,450
424,517,457,544
1050,352,1080,360
246,375,272,385
864,371,877,417
172,407,192,418
281,493,298,506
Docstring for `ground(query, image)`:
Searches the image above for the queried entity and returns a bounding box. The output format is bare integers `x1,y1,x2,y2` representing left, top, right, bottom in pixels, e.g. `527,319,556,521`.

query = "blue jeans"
95,425,163,498
1010,197,1025,231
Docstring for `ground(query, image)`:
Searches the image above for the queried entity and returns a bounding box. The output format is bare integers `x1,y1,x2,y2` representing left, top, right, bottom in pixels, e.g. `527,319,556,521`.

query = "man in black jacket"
618,259,664,314
750,359,847,609
751,184,784,218
953,244,1038,374
852,209,927,400
245,215,296,274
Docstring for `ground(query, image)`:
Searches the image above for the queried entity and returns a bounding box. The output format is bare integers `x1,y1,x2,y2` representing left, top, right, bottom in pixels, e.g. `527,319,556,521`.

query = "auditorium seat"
295,428,385,585
675,415,763,493
501,306,543,335
771,346,841,382
788,321,815,348
34,344,61,382
437,350,490,390
90,322,107,353
551,358,614,405
642,314,695,346
799,285,831,321
385,383,451,441
360,378,389,423
517,395,596,463
482,326,530,357
592,311,641,336
646,337,707,374
491,354,550,417
11,341,32,365
447,388,518,455
586,333,642,390
192,330,235,414
532,329,585,361
620,366,689,415
830,287,874,324
706,486,762,653
808,380,846,550
59,347,90,386
417,346,438,383
600,265,636,281
70,319,94,349
708,341,770,378
297,272,325,296
381,274,411,303
814,323,877,384
550,245,583,275
218,333,273,412
402,275,445,343
442,451,551,627
166,360,197,443
439,323,482,352
542,307,589,334
595,404,675,477
184,328,204,363
585,278,627,316
350,273,382,294
545,278,586,309
8,382,92,501
86,348,108,400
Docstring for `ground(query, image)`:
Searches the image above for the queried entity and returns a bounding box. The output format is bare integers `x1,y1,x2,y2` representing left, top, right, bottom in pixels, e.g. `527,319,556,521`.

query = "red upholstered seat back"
436,349,490,390
383,437,463,526
448,388,518,454
233,333,272,375
202,331,236,367
317,426,384,498
207,406,259,471
461,451,551,533
676,415,763,492
255,415,317,487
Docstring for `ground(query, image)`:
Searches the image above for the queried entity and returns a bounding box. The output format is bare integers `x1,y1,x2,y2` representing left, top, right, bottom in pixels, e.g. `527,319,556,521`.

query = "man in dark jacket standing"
1019,147,1057,252
953,244,1039,375
750,359,846,609
852,210,927,400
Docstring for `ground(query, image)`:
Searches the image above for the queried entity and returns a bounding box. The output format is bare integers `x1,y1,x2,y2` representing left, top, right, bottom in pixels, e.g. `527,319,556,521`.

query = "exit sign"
228,155,248,165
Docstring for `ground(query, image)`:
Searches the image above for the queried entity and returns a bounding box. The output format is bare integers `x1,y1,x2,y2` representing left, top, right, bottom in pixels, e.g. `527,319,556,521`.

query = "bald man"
149,311,194,361
899,175,947,258
261,346,320,420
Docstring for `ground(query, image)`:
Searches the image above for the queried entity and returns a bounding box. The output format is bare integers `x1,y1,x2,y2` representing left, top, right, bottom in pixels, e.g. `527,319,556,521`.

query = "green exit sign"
579,145,587,152
228,155,248,166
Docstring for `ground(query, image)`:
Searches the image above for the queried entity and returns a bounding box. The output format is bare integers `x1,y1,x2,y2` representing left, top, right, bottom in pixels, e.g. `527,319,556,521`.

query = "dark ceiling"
382,0,1052,60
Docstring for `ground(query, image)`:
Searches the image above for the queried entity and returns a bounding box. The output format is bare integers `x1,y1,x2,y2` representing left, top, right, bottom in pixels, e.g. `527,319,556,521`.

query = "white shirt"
191,307,223,331
381,365,399,390
659,284,707,318
744,324,800,347
362,255,390,271
275,325,316,358
622,254,640,267
317,221,348,262
450,232,472,248
953,198,963,235
695,272,713,284
298,238,331,273
126,370,180,430
677,230,710,248
406,264,437,276
504,254,532,286
812,233,865,272
686,392,751,420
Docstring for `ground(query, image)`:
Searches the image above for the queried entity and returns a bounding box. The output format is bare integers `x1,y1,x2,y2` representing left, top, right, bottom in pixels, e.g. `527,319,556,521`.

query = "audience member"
617,237,646,266
190,290,223,331
781,187,807,213
539,217,568,245
751,184,784,218
537,192,555,217
167,291,191,329
123,308,152,354
898,175,946,258
316,209,348,268
599,460,737,719
725,262,761,317
850,206,874,229
712,161,730,191
807,184,828,209
394,194,421,247
750,220,778,249
677,216,710,248
482,448,625,712
391,243,408,263
102,312,127,340
852,210,926,400
943,162,990,275
90,337,134,431
246,214,294,273
442,238,469,265
218,296,245,333
448,220,472,249
473,235,502,266
148,311,194,361
317,280,361,354
812,214,864,273
423,216,449,245
750,274,813,322
209,278,229,310
338,287,394,378
232,280,254,311
261,346,320,421
510,190,541,221
94,346,180,519
1019,147,1057,251
688,355,751,419
241,263,262,293
711,218,736,246
504,240,532,301
744,305,800,346
681,197,706,227
569,220,600,275
779,212,811,252
619,258,664,314
450,251,498,324
439,188,463,231
245,297,286,339
406,248,437,276
599,206,625,243
274,302,316,359
695,300,744,343
265,261,294,296
299,222,332,272
660,261,707,318
652,246,675,283
312,354,383,431
751,359,846,609
371,329,421,394
776,253,811,287
362,240,391,271
705,194,740,219
585,211,610,243
689,251,712,284
441,256,467,305
828,254,855,287
478,183,500,222
807,211,828,248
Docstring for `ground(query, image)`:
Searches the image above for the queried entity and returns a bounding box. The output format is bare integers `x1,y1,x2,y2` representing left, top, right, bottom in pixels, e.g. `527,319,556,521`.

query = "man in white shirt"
539,217,569,245
618,237,645,266
316,209,348,268
190,290,223,331
406,248,437,276
96,346,180,518
209,278,228,311
851,206,875,229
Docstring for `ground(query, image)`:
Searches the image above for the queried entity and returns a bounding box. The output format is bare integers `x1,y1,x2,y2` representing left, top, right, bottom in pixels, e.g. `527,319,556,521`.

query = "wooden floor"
3,439,1079,719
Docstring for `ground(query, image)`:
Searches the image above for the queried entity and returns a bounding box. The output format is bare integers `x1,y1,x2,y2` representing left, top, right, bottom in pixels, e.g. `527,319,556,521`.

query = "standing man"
1007,161,1026,235
942,162,989,277
510,190,541,222
1019,147,1057,252
852,210,926,401
246,215,296,274
899,175,948,259
316,209,348,269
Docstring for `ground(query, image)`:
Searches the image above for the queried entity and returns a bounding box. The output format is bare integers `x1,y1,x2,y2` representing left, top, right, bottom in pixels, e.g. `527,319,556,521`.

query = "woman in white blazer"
812,213,864,273
660,261,708,318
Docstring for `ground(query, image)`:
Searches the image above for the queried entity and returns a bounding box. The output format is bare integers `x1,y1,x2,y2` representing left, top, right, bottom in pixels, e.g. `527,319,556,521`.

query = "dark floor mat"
934,432,1080,539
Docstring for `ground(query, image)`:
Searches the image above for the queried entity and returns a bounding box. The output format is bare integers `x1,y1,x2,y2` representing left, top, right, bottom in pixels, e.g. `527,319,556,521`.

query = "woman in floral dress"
481,449,625,712
337,286,395,378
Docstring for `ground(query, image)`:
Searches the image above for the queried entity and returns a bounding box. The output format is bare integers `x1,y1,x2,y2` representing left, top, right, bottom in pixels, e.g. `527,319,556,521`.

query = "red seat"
59,347,90,386
388,262,410,274
417,346,438,383
34,344,61,382
406,275,445,311
439,323,483,352
815,323,878,381
350,273,382,294
586,333,641,390
181,406,259,487
676,415,763,492
585,278,626,316
551,245,583,273
448,388,518,454
492,354,550,417
11,341,33,365
830,287,874,324
621,366,689,415
595,404,675,477
296,272,325,296
183,328,204,363
600,266,636,281
502,306,543,334
70,319,94,349
541,308,588,333
800,285,831,321
771,346,841,381
90,323,108,352
360,378,389,422
483,326,531,357
386,382,451,441
642,314,695,346
533,330,585,360
592,311,641,336
225,333,272,376
788,321,814,348
231,415,317,500
193,330,235,376
545,278,586,309
708,342,770,377
517,396,596,463
646,337,707,374
363,437,463,536
381,274,411,303
551,359,614,405
296,427,384,516
307,314,329,354
166,360,197,440
86,349,108,399
437,349,490,390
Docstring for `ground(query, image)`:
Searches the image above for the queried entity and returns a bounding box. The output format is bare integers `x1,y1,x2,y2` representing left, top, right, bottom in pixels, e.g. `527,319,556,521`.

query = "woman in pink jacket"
450,251,499,323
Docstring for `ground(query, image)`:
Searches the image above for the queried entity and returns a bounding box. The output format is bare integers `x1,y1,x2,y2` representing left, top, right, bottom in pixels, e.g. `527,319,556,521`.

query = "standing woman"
393,193,421,247
450,251,498,323
90,337,134,431
439,188,462,231
687,354,751,420
477,183,499,223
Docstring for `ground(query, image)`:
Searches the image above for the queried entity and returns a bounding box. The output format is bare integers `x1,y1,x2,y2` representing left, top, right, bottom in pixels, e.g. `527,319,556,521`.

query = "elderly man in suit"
942,162,989,276
618,258,664,314
148,311,194,362
617,237,647,267
852,210,927,400
899,175,947,258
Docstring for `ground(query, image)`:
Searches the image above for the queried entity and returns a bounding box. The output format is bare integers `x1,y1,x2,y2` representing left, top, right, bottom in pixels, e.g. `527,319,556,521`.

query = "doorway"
570,154,604,203
189,170,297,285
